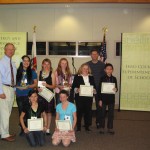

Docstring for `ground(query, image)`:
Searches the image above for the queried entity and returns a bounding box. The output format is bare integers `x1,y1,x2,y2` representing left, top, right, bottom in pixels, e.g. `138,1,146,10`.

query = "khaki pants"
0,85,14,138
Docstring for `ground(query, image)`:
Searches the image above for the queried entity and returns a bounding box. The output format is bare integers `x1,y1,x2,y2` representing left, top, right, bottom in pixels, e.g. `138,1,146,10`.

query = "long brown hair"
56,58,71,77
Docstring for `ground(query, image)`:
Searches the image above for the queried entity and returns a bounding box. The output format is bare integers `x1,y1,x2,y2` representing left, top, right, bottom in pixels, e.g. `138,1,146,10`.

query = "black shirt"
98,74,118,104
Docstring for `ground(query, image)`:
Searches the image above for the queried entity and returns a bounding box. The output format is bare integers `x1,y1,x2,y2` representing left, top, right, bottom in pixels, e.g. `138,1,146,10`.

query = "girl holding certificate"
38,58,56,135
98,63,118,135
16,55,38,136
20,90,47,147
55,58,72,104
52,90,77,147
72,63,96,132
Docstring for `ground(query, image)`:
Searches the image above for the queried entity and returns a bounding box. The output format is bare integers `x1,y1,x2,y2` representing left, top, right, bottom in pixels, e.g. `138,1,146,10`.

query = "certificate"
101,82,115,94
38,87,54,102
79,85,93,97
28,118,43,131
56,120,72,131
38,81,46,88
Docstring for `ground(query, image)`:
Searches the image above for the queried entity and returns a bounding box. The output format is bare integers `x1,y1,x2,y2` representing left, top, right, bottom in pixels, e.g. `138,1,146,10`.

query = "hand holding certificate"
101,82,115,94
38,87,54,102
28,118,43,131
56,120,72,131
38,81,46,88
79,85,93,97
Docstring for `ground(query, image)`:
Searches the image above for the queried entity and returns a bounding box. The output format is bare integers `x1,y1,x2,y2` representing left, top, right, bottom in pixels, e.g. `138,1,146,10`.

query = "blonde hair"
4,43,15,50
78,63,91,75
41,58,53,71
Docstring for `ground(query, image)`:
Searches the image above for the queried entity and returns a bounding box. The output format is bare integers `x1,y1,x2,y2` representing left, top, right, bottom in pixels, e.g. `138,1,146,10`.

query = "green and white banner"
120,33,150,111
0,32,27,67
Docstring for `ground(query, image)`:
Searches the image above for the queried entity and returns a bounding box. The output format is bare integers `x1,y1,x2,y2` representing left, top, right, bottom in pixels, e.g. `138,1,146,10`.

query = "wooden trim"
0,0,150,4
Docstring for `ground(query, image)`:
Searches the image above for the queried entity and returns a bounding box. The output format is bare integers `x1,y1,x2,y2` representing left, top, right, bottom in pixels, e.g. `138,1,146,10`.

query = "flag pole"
100,26,108,62
31,26,37,71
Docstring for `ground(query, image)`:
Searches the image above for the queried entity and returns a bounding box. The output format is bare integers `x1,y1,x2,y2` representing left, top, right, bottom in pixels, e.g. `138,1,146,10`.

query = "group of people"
0,43,118,147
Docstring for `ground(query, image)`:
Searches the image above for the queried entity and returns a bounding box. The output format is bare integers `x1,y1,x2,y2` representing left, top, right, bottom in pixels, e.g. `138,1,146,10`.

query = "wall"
0,3,150,107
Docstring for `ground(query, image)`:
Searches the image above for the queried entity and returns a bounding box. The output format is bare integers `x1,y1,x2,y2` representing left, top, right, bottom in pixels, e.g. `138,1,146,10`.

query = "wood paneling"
0,0,150,4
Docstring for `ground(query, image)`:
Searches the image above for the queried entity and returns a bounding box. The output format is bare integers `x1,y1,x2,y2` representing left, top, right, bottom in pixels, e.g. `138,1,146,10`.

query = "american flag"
100,33,107,62
31,29,37,71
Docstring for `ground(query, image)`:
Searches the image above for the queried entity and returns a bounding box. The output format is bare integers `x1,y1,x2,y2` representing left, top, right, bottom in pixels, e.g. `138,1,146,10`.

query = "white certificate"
28,118,43,131
38,81,46,88
101,82,115,94
79,85,93,97
56,120,72,131
38,87,54,102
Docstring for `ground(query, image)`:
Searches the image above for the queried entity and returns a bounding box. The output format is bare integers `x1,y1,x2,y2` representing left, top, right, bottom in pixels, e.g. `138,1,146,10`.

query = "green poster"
0,32,27,68
120,33,150,111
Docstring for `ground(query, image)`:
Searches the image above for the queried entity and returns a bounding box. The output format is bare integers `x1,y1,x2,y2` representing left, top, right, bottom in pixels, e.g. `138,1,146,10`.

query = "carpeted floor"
0,108,150,150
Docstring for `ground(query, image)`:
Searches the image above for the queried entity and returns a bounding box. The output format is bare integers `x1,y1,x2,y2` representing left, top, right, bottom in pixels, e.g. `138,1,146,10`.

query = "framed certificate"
79,85,93,97
38,87,54,102
101,82,115,94
56,120,72,131
28,118,43,131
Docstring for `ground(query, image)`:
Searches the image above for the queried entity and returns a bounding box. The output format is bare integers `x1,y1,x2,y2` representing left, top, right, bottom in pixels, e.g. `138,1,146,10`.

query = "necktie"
10,59,14,86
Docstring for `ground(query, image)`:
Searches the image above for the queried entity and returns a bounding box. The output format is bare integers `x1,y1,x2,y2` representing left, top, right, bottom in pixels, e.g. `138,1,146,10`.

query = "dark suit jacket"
72,74,96,101
98,74,118,104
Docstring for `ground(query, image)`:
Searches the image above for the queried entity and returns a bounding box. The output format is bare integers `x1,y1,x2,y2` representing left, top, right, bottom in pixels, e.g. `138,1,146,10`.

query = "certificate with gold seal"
79,85,93,97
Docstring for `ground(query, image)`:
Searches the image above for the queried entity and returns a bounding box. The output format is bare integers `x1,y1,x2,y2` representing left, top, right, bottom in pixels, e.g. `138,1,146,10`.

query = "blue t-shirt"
16,70,37,96
56,102,76,124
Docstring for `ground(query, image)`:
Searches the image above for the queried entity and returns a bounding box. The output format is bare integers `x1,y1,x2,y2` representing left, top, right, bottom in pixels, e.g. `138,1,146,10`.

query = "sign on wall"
0,32,27,67
120,33,150,111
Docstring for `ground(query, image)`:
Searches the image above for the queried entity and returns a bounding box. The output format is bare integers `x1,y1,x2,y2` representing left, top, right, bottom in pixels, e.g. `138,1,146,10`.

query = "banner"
120,33,150,111
0,32,27,67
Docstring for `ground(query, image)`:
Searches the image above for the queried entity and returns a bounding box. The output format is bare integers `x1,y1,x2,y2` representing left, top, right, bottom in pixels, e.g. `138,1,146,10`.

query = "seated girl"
20,90,47,147
52,90,77,147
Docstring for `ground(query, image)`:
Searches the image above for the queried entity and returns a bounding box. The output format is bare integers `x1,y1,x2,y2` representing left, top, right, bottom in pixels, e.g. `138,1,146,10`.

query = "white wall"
0,3,150,106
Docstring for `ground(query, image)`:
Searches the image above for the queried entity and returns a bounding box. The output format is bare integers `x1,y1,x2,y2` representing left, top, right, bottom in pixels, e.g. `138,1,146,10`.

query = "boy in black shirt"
98,63,118,135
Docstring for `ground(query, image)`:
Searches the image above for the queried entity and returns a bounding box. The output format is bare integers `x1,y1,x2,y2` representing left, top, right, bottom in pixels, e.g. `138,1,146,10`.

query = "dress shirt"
0,55,17,94
81,74,90,86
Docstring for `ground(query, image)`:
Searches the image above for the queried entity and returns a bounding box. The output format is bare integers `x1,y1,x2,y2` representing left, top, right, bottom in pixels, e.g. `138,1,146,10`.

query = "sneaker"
46,129,51,135
46,132,51,136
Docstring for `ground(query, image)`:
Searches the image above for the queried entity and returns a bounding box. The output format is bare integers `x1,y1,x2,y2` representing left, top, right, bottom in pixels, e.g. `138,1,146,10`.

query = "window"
116,42,122,56
48,42,76,55
78,42,101,56
27,42,46,55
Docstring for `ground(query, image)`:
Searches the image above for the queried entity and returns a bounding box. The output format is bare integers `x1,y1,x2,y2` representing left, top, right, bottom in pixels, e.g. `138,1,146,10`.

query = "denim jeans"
26,131,45,147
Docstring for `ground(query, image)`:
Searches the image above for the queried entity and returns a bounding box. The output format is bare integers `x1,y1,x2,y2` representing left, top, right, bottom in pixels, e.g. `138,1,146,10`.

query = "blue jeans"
26,131,45,147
